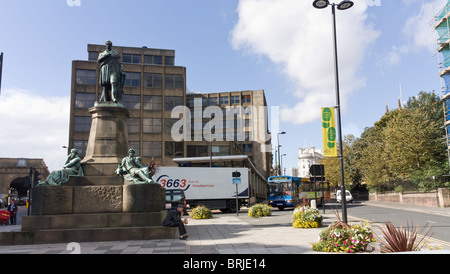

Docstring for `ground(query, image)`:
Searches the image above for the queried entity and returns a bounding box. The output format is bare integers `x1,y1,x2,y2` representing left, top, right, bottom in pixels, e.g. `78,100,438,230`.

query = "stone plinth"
81,102,130,177
31,184,165,215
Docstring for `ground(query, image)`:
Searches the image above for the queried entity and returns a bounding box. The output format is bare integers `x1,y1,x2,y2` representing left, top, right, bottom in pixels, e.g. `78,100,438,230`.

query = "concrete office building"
68,44,272,178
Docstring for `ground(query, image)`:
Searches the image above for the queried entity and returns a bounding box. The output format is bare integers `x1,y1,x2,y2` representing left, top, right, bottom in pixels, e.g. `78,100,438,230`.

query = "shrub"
248,203,272,217
292,206,323,228
189,205,213,219
377,221,432,253
312,220,376,253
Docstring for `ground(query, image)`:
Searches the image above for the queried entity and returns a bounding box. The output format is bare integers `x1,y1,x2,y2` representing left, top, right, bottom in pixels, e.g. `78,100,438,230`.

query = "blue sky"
0,0,447,172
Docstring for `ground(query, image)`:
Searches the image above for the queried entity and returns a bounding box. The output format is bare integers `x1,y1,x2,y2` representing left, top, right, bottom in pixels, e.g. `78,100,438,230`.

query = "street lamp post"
277,131,286,176
312,0,353,223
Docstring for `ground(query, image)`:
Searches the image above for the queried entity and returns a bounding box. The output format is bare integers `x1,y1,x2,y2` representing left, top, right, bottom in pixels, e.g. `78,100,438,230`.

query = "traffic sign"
232,178,241,185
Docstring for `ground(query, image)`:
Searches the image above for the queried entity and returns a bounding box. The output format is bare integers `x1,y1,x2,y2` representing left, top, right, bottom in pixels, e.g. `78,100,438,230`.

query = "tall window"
164,56,175,66
164,118,178,134
165,96,183,111
144,73,162,88
241,95,251,103
88,51,99,61
187,145,208,157
143,141,162,157
143,95,162,110
165,142,183,157
123,54,141,64
74,117,92,132
122,95,141,110
75,92,95,109
76,69,96,85
124,72,141,87
127,118,140,134
144,55,163,65
73,140,88,157
219,96,229,104
143,118,162,134
208,97,218,106
230,95,240,104
165,74,184,89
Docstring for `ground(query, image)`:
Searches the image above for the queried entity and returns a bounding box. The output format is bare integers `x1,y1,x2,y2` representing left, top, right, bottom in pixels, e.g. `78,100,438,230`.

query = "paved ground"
0,202,449,254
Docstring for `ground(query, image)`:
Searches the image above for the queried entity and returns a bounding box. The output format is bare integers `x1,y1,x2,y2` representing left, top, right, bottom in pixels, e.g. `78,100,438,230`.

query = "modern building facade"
435,1,450,166
297,147,323,177
68,43,272,178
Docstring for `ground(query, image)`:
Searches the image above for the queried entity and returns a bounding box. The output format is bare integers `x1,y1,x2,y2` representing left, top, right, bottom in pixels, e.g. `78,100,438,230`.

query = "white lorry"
154,167,249,212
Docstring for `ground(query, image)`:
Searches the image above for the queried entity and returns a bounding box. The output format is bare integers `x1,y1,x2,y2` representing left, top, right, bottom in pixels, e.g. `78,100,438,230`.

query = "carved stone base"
81,102,130,177
31,184,165,215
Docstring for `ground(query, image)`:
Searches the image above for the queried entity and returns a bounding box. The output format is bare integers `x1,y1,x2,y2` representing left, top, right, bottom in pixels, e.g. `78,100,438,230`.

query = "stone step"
22,211,168,231
0,226,177,245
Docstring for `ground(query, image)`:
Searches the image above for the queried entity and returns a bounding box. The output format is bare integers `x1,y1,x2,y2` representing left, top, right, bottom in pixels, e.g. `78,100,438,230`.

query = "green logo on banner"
327,127,336,142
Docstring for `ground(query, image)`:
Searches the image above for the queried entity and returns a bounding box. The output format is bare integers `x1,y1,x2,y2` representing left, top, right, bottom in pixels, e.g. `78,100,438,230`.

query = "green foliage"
248,203,272,218
291,206,323,228
323,91,449,191
189,205,213,219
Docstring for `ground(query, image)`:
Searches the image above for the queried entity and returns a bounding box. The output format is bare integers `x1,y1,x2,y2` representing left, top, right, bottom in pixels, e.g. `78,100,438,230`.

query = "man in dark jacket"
8,199,18,225
163,204,188,239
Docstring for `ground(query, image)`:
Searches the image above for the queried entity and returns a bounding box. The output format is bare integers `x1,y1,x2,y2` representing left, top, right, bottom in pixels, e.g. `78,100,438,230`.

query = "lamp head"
337,0,354,10
312,0,329,9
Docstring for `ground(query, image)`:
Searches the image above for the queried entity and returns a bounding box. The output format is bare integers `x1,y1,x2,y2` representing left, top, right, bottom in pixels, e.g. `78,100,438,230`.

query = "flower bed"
291,206,323,228
248,203,272,217
312,220,376,253
189,205,213,219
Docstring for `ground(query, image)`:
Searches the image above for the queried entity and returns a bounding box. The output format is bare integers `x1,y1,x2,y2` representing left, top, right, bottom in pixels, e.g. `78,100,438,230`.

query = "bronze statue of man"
98,40,126,103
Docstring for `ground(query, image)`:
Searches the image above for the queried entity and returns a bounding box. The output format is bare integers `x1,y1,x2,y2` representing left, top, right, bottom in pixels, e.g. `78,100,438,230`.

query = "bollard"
311,199,317,209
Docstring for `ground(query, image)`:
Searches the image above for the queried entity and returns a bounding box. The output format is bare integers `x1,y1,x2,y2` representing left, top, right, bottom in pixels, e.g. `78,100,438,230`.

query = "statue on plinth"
37,148,85,186
98,40,126,103
116,149,158,184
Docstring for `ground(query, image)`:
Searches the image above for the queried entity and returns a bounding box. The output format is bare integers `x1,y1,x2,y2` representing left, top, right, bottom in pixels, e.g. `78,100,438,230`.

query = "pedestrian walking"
8,199,18,225
163,204,188,240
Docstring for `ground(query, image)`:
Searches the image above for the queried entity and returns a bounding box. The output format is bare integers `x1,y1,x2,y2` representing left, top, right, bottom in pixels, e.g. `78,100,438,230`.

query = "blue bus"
268,176,329,210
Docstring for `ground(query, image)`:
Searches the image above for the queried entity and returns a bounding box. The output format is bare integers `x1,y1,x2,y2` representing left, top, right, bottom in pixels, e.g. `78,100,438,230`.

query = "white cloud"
384,0,446,66
0,89,70,172
230,0,380,124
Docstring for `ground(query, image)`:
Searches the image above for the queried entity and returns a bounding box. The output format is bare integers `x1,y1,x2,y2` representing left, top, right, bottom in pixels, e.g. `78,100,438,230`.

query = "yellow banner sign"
322,107,337,157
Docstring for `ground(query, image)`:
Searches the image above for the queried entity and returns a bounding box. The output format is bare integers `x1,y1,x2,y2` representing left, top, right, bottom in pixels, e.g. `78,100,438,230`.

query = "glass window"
124,72,141,87
128,141,140,156
242,143,253,152
144,55,163,65
122,95,141,110
143,141,162,157
123,54,141,64
127,118,140,134
208,97,218,106
165,142,184,157
241,95,251,103
165,74,184,89
164,56,175,66
220,96,229,104
75,92,95,109
164,118,179,134
165,96,183,111
187,145,208,157
143,95,162,110
73,140,88,157
74,116,92,132
144,73,162,88
143,118,162,134
230,95,240,104
88,51,99,61
212,145,230,156
76,69,96,85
